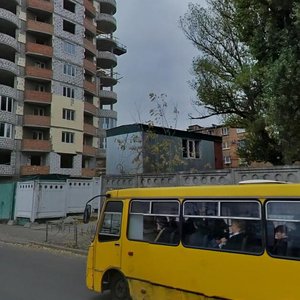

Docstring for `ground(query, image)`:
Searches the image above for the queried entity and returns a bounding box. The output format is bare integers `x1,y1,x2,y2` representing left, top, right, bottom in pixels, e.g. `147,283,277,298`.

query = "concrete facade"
0,0,126,180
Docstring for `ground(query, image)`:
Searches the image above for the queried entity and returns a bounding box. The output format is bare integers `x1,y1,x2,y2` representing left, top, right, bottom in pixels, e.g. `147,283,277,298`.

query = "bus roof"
106,183,300,200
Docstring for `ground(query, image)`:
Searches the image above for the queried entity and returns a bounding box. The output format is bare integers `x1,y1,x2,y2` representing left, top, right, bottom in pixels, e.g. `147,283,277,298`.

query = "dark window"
62,108,75,120
33,107,45,116
31,155,41,166
63,0,75,13
99,201,123,242
128,200,180,245
0,151,11,165
62,131,74,143
182,200,263,254
60,154,74,168
182,139,200,159
266,200,300,259
63,86,75,98
0,96,13,112
32,131,44,140
63,20,75,34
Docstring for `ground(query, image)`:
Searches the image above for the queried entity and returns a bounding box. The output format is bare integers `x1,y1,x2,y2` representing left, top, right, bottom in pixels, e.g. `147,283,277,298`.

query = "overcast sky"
114,0,217,130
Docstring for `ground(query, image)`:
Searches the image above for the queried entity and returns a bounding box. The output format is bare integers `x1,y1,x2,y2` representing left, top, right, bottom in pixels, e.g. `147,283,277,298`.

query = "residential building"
106,124,223,175
188,124,247,168
0,0,126,179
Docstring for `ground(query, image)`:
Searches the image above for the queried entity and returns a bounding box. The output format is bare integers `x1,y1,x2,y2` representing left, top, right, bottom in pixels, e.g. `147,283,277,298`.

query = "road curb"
29,241,88,255
0,239,88,255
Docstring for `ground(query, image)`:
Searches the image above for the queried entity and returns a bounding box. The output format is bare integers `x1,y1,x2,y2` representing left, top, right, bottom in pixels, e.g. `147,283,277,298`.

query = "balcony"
84,123,97,136
96,13,116,34
0,58,17,76
0,164,14,176
98,70,118,87
27,19,53,35
84,0,96,17
20,165,50,176
83,144,97,156
0,33,18,52
26,42,53,57
99,109,117,122
23,115,51,127
84,80,96,95
82,168,96,177
84,101,97,115
84,18,96,35
97,51,117,68
96,34,127,56
0,85,17,99
26,0,54,13
99,90,117,105
25,66,53,81
0,8,19,29
84,58,96,75
21,139,51,152
99,0,116,14
24,90,52,104
84,38,97,56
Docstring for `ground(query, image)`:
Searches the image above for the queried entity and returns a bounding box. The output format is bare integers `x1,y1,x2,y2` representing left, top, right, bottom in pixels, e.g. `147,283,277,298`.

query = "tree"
180,0,300,164
232,0,300,164
115,94,185,174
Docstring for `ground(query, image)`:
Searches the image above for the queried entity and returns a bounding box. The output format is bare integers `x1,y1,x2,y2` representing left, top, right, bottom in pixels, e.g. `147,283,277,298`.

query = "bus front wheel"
110,273,131,300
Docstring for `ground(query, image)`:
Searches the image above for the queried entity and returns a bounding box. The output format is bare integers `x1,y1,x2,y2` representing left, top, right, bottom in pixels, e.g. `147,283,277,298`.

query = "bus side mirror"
83,204,92,224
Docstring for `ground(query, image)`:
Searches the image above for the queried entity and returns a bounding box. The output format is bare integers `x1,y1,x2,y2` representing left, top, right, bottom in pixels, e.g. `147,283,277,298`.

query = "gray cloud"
114,0,214,129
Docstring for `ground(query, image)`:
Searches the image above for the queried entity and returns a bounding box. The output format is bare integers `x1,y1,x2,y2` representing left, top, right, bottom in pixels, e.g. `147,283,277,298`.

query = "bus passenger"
221,219,246,251
188,219,209,247
154,216,179,244
272,225,288,256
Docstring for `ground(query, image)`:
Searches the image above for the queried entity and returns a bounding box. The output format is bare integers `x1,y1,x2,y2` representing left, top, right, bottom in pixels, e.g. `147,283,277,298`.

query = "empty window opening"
63,0,76,13
0,151,11,165
63,20,75,34
30,155,42,166
60,154,74,168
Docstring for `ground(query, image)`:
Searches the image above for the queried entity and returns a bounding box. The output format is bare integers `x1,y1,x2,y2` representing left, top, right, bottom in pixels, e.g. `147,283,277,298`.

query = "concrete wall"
102,166,300,193
14,177,101,222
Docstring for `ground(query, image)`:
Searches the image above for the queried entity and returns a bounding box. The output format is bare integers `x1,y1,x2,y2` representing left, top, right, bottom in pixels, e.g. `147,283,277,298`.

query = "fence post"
74,222,78,248
45,221,48,242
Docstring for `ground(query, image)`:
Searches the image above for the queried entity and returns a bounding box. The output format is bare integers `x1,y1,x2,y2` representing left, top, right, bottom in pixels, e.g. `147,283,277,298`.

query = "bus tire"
110,273,131,300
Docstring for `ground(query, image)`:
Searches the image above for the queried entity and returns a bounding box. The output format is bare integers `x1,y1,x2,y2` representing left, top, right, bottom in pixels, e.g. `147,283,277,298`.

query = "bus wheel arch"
102,269,131,300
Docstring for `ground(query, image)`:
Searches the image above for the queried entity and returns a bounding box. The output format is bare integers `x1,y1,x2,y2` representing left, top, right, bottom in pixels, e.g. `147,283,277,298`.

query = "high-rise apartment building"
0,0,126,179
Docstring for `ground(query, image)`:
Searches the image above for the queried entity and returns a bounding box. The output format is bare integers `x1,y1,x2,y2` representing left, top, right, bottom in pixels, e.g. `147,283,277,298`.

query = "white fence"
14,178,101,222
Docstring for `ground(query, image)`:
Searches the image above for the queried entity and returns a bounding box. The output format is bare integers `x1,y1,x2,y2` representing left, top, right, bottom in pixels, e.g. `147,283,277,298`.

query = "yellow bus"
84,183,300,300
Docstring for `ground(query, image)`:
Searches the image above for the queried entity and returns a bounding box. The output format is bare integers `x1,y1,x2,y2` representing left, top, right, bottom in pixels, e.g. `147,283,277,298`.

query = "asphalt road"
0,242,111,300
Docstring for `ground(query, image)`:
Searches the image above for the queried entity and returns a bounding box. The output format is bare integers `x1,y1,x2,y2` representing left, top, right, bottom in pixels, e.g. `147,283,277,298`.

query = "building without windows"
0,0,125,180
106,124,223,175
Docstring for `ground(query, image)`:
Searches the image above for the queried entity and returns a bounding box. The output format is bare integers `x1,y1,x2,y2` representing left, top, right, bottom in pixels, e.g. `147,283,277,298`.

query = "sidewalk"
0,218,97,255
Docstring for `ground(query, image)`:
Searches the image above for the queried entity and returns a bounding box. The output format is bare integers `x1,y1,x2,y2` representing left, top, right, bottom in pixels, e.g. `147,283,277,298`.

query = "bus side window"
182,199,263,254
266,200,300,259
127,199,180,246
99,201,123,242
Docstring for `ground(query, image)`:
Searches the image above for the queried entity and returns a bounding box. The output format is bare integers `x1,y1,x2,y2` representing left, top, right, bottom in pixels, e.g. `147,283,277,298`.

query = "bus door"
123,199,181,282
95,201,123,271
